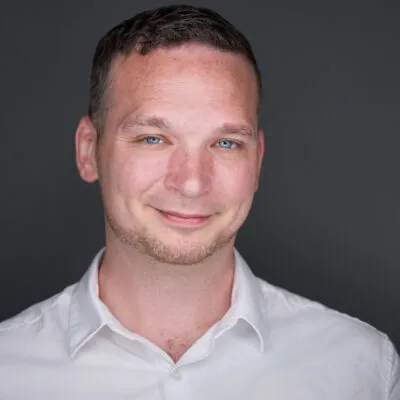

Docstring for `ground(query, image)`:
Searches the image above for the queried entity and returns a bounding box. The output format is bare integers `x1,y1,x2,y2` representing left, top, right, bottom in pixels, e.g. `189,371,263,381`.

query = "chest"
0,363,380,400
0,343,382,400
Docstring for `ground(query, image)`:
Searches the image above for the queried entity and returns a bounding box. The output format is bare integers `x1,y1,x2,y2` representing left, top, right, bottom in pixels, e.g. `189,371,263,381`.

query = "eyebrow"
215,123,256,137
121,116,255,137
121,116,172,131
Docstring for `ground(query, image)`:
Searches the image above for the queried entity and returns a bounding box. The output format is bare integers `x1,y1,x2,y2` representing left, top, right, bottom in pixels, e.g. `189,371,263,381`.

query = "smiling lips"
156,208,212,226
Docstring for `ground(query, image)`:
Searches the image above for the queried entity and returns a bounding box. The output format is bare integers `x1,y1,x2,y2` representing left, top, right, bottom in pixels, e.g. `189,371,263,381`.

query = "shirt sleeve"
387,336,400,400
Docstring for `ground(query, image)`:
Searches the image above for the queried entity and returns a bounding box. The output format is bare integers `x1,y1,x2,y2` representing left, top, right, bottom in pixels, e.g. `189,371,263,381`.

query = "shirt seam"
259,278,387,339
384,334,394,400
0,291,65,332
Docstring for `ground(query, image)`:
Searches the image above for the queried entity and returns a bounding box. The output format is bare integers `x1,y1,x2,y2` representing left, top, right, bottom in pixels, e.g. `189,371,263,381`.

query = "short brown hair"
89,4,262,133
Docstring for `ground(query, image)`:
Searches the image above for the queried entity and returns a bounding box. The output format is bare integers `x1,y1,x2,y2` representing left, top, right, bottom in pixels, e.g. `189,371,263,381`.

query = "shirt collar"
67,248,268,357
223,249,268,351
67,250,106,358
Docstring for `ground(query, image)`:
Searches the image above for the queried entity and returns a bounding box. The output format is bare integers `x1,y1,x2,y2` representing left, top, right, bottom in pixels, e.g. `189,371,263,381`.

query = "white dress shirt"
0,249,399,399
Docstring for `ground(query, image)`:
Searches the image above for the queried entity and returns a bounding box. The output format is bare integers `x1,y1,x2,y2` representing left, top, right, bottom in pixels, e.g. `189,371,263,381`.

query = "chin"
135,226,238,265
134,235,219,265
106,209,237,264
147,247,213,265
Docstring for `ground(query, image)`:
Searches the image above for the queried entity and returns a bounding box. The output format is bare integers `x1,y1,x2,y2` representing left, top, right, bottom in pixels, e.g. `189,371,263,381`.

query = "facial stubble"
103,203,238,265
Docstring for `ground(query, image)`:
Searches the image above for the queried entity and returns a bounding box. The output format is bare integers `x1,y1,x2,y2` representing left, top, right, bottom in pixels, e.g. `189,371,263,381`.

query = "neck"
98,236,236,361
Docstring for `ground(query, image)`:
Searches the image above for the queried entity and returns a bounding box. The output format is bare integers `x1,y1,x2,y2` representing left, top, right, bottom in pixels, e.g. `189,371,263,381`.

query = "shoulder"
256,278,399,396
257,277,396,362
258,277,386,338
0,284,76,338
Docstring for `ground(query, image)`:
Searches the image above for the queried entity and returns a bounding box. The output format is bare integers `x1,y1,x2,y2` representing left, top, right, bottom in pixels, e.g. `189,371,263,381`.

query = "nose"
164,147,213,198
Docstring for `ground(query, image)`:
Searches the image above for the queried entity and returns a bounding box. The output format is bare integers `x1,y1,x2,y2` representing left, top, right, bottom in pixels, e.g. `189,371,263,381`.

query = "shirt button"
170,368,182,380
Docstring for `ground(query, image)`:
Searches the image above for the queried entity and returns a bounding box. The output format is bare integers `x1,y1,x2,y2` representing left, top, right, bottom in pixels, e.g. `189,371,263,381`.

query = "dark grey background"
1,0,399,348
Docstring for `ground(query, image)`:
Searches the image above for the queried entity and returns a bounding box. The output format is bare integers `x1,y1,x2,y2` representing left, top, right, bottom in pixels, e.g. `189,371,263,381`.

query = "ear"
75,116,99,183
255,129,265,190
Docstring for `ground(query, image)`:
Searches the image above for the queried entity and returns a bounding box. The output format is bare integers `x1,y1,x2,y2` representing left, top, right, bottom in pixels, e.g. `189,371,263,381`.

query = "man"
0,4,398,399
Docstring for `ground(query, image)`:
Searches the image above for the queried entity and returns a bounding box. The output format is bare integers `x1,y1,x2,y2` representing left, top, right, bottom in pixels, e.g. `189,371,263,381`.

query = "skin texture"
75,44,264,361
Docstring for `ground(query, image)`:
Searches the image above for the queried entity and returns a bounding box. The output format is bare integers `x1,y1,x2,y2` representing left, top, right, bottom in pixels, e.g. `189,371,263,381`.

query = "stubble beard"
104,209,237,265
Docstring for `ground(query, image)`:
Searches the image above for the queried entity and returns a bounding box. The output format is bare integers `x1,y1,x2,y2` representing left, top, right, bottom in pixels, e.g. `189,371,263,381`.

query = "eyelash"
138,136,242,149
141,136,164,145
215,139,240,150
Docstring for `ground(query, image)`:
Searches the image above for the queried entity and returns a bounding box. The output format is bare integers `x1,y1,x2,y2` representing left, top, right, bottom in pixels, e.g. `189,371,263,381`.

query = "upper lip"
157,209,210,218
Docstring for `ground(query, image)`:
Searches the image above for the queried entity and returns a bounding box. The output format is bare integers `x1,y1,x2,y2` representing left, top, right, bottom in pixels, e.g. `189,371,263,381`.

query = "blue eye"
217,140,237,149
143,136,163,145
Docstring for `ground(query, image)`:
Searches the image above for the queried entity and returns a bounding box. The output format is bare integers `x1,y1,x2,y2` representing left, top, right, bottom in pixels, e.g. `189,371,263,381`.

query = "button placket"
156,357,173,373
169,367,182,380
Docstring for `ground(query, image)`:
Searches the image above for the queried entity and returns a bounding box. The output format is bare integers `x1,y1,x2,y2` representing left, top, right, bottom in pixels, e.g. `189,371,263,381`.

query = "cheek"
110,152,168,197
215,162,257,202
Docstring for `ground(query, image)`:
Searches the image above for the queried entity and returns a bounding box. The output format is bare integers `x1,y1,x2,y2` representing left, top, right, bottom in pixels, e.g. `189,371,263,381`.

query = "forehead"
106,44,259,125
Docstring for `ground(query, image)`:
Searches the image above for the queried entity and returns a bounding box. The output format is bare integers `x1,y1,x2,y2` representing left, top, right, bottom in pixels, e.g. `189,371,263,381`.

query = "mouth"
154,208,212,227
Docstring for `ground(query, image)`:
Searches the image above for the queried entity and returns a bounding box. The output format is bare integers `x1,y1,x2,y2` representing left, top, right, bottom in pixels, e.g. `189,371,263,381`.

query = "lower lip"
156,210,211,227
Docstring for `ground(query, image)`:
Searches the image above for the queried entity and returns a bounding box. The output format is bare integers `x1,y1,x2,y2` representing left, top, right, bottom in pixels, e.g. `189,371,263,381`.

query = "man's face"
77,44,264,265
